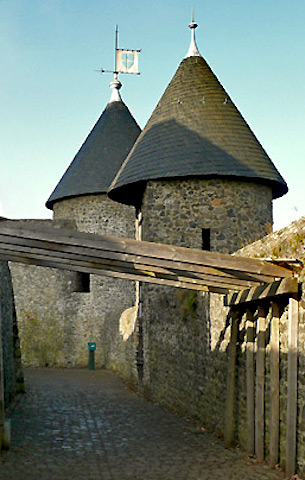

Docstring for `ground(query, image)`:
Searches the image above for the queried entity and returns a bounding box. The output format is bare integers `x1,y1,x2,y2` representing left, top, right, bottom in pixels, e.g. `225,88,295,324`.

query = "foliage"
178,290,198,320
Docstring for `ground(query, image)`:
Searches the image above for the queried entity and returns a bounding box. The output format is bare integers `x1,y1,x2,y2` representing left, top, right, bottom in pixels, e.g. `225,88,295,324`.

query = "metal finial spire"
109,26,122,102
185,11,201,58
96,25,140,103
109,73,122,102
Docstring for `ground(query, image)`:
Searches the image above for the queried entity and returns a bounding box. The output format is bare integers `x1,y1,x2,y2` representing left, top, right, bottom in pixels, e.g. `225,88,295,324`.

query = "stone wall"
9,176,305,472
52,194,135,238
141,284,231,436
236,216,305,473
139,178,273,436
140,202,305,474
0,260,23,407
141,178,273,252
10,196,138,382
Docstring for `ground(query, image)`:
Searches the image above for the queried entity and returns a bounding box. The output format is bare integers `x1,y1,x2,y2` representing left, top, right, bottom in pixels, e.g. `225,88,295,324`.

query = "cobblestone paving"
0,369,284,480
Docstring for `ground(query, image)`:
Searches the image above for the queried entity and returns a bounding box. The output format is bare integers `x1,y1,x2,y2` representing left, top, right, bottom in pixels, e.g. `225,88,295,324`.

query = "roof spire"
185,10,201,58
109,73,122,102
109,26,122,102
96,25,140,103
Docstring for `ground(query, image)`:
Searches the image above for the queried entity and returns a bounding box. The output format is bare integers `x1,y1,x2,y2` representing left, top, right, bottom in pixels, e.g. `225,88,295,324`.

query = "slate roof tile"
46,101,141,209
108,56,287,206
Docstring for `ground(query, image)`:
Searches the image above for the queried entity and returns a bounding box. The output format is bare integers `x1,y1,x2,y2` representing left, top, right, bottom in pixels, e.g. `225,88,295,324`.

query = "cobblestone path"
0,369,284,480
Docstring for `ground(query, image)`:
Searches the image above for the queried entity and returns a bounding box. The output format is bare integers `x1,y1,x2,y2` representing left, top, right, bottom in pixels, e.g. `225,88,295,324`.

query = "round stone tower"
109,22,287,254
46,78,141,375
47,77,140,240
108,21,288,425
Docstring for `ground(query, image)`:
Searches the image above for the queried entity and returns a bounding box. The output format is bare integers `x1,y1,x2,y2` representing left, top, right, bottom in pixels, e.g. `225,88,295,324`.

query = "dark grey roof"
108,56,287,206
46,101,141,209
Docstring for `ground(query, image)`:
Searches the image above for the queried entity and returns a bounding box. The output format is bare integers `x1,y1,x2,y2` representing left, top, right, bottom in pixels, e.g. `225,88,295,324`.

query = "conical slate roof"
108,55,287,206
46,100,141,209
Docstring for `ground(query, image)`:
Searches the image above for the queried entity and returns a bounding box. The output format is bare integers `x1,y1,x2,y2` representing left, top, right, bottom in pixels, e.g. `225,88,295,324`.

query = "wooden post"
286,296,299,477
246,308,255,455
255,304,266,462
269,302,280,467
224,310,239,448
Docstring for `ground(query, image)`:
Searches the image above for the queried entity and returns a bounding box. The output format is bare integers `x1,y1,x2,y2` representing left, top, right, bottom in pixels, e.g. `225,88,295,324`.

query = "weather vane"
96,26,141,78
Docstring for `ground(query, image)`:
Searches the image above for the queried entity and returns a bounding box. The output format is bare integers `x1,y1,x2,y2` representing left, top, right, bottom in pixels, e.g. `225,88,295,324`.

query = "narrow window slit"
73,272,90,292
202,228,211,251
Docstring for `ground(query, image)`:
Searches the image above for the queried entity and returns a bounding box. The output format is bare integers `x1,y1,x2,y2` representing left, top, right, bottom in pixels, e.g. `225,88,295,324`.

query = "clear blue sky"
1,0,304,231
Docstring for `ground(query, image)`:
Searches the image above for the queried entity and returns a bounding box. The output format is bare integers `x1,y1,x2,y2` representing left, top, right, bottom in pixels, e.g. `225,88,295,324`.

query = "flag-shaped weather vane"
97,25,140,77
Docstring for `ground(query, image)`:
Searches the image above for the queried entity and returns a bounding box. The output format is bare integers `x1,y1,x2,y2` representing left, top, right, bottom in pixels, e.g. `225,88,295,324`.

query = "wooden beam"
0,241,272,293
0,220,294,279
255,305,266,462
0,250,213,292
224,277,299,307
259,258,302,273
286,296,299,477
224,311,239,448
0,233,279,287
0,241,263,291
246,308,255,455
0,249,234,294
269,302,280,468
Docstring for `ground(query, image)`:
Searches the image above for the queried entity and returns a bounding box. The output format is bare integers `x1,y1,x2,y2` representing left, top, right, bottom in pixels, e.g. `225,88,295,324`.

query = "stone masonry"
139,177,273,437
6,192,305,474
141,179,273,252
0,261,23,406
236,216,305,473
10,197,138,382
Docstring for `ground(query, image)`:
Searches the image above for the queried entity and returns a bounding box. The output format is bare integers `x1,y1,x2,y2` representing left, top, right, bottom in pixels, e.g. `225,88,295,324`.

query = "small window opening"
202,229,211,251
74,272,90,292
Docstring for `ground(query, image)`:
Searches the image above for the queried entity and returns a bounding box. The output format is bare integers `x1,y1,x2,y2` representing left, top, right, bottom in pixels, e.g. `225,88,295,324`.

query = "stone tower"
109,21,287,253
108,21,288,427
47,77,140,239
24,78,141,373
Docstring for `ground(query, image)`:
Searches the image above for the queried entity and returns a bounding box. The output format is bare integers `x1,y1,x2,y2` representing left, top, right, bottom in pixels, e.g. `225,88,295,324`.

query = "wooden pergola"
0,219,297,293
0,219,301,475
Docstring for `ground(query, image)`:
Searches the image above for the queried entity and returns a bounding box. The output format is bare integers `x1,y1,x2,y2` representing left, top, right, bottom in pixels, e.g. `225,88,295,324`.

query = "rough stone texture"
141,178,273,252
53,194,135,239
0,261,23,407
10,197,138,382
236,216,305,276
139,178,273,437
235,216,305,474
7,180,304,474
141,285,230,437
139,180,305,475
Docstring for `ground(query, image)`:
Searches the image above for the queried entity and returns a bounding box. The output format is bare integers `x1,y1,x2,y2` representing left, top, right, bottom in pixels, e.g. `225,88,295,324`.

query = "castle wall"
6,177,305,472
53,195,137,378
53,194,134,238
140,181,305,474
0,261,23,407
236,216,305,473
139,178,273,436
141,178,273,252
10,197,138,381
